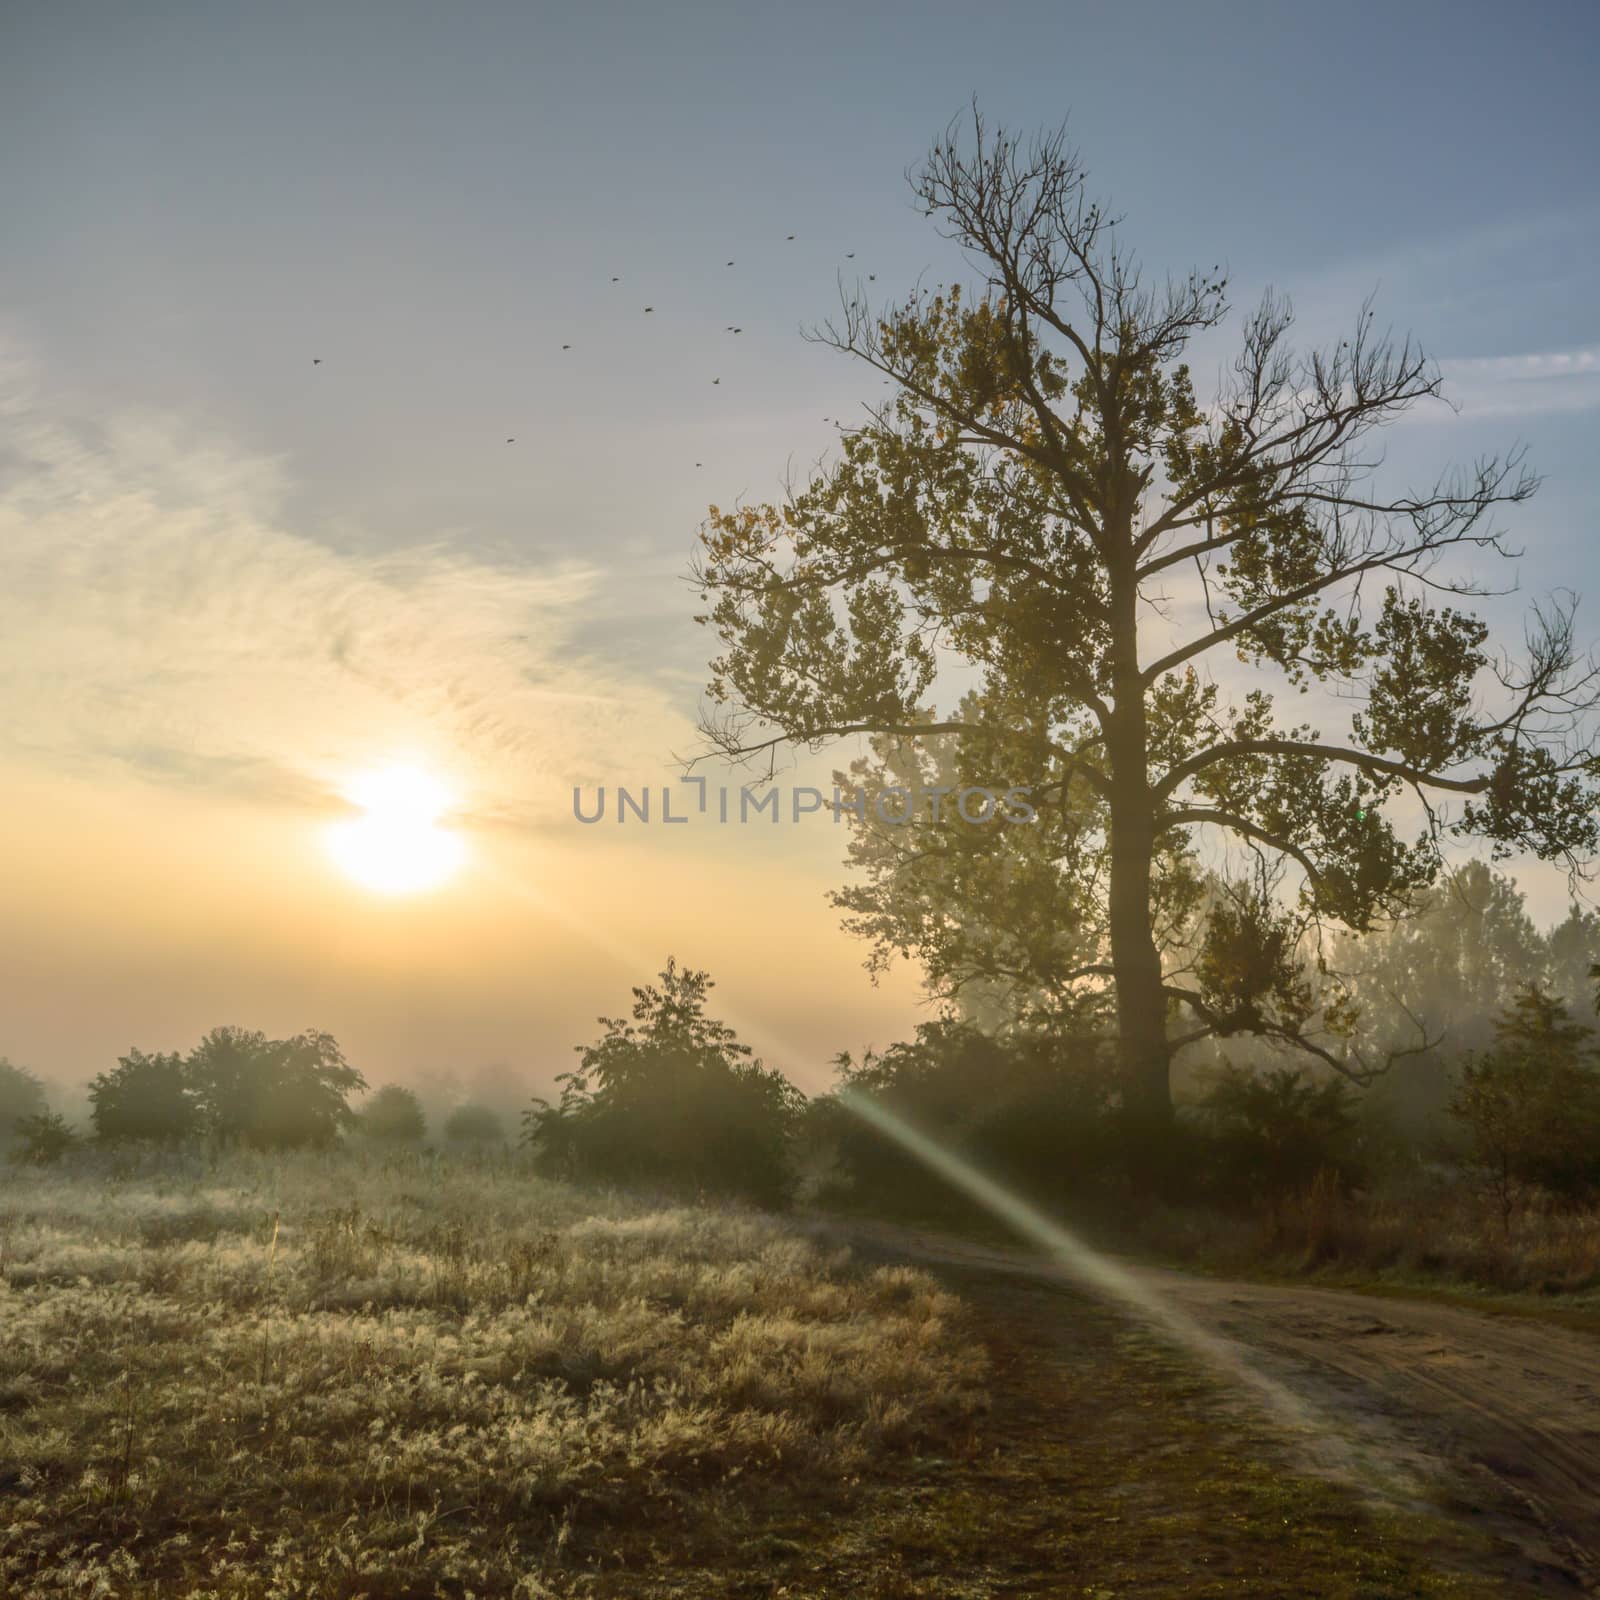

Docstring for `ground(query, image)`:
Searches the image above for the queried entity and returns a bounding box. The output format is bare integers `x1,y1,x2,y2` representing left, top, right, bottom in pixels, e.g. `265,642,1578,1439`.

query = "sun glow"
324,764,467,894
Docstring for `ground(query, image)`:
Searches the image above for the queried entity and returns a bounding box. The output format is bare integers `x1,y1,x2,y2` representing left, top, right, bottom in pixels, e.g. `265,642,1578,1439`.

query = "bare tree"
692,107,1600,1124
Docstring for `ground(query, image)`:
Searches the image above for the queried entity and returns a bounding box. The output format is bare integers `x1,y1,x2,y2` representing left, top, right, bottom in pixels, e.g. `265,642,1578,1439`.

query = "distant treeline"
5,862,1599,1232
0,1029,506,1163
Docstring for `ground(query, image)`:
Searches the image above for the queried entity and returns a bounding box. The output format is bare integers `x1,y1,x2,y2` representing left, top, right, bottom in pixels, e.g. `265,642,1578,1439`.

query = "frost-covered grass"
0,1148,986,1597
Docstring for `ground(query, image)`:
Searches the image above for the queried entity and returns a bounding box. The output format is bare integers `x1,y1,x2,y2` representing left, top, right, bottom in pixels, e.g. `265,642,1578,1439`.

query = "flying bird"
845,253,855,259
713,378,720,385
644,306,654,313
786,234,795,241
868,274,876,282
732,326,742,334
506,437,515,444
312,358,322,365
611,276,620,282
726,260,734,266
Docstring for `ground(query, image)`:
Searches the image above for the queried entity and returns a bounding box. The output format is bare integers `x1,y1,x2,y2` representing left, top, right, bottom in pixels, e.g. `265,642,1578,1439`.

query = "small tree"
1449,986,1600,1230
87,1049,199,1144
360,1084,427,1144
0,1057,48,1145
524,959,804,1207
188,1026,365,1148
12,1110,78,1166
442,1103,503,1145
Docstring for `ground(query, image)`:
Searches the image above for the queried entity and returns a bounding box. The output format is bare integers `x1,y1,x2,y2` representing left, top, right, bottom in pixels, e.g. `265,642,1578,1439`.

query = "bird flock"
307,232,883,468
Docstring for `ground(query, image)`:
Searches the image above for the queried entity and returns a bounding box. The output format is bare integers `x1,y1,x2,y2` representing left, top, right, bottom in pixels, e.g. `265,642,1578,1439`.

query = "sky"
2,0,1598,1107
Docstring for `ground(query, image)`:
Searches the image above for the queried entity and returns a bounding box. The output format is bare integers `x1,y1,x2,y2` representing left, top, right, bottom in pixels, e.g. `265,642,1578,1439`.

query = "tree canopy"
188,1026,365,1149
84,1028,365,1148
693,107,1600,1119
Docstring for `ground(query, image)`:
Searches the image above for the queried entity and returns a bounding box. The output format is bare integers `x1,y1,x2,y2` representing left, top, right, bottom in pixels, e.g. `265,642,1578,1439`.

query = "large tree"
693,109,1600,1122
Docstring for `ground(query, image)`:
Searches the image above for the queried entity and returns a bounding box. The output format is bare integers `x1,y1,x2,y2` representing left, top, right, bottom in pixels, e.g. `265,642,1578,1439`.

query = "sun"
324,764,467,895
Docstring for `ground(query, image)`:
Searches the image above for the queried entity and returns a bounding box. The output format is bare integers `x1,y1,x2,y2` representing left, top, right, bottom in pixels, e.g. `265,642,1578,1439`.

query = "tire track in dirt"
820,1218,1600,1595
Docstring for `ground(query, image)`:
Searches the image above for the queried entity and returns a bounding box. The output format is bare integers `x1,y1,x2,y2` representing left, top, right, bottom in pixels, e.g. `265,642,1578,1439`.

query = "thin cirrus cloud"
1433,345,1600,420
0,346,691,825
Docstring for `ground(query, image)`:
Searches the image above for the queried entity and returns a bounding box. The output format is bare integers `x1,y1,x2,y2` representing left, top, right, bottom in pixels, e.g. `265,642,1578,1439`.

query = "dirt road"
821,1218,1600,1595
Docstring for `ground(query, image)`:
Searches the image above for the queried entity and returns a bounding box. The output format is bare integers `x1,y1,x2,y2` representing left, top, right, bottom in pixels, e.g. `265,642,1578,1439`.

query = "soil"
816,1216,1600,1596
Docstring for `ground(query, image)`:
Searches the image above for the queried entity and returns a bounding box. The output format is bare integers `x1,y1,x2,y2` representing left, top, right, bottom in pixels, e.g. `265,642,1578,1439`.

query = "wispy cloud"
0,343,690,826
1434,345,1600,419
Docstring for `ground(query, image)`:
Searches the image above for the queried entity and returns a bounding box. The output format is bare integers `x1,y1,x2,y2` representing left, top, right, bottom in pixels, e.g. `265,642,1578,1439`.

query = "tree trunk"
1104,502,1173,1130
1107,765,1171,1124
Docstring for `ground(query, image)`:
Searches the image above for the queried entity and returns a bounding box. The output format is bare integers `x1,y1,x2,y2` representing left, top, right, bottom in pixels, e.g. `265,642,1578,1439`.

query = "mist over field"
4,3,1600,1595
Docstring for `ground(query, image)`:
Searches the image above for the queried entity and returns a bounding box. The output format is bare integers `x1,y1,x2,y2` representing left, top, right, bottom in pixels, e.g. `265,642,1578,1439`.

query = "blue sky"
2,0,1597,1090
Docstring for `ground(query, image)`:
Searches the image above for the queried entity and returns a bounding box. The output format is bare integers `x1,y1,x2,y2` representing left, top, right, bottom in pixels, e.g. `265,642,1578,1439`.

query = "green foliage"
832,693,1202,1034
816,1020,1115,1210
187,1026,365,1149
693,109,1599,1108
1448,986,1600,1220
524,960,804,1207
442,1102,504,1144
359,1084,427,1144
83,1029,366,1149
87,1049,199,1144
0,1056,48,1138
1195,887,1315,1039
11,1110,78,1166
1195,1064,1358,1204
1338,863,1595,1141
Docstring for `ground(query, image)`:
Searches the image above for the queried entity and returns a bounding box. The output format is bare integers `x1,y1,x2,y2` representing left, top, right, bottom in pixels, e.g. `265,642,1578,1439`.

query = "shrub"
442,1102,503,1145
814,1020,1115,1213
12,1110,78,1166
360,1084,428,1144
0,1057,48,1144
1194,1062,1359,1206
524,959,803,1207
1449,984,1600,1227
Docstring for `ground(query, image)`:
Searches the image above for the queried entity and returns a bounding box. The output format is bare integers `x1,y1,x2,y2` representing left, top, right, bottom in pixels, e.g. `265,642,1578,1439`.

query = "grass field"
0,1150,1536,1596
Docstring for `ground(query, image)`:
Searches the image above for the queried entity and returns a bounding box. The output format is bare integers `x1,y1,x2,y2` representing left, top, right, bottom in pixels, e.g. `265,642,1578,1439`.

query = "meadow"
0,1148,985,1597
0,1147,1543,1598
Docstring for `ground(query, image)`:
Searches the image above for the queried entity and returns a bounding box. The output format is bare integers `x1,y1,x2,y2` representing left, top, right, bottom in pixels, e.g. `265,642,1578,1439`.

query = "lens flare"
473,856,1399,1492
838,1089,1318,1428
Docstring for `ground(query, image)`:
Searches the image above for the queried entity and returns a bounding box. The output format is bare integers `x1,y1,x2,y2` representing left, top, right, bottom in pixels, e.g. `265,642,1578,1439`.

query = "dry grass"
0,1148,986,1597
1110,1168,1600,1306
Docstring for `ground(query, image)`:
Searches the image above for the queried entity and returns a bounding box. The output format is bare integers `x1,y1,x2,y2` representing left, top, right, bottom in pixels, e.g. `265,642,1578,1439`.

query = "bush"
0,1057,48,1145
12,1110,78,1166
524,959,803,1208
1449,984,1600,1227
1194,1062,1359,1206
442,1103,503,1145
813,1020,1115,1214
360,1084,428,1144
